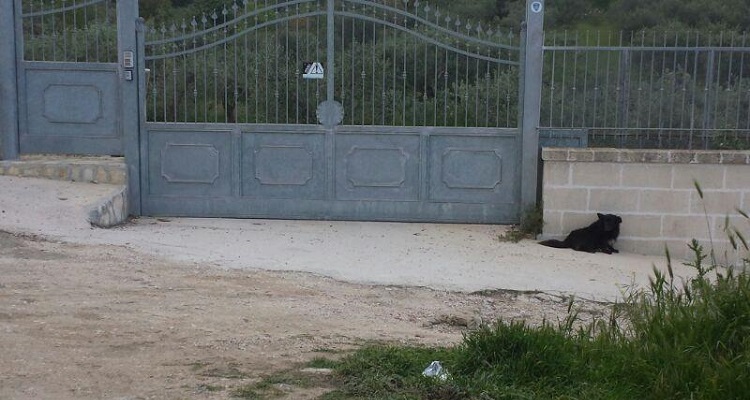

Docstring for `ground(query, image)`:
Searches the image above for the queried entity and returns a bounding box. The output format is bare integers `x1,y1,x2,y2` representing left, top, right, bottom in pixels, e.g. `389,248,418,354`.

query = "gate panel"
17,0,122,156
139,0,523,223
147,128,234,196
242,129,327,199
21,63,121,154
335,133,420,201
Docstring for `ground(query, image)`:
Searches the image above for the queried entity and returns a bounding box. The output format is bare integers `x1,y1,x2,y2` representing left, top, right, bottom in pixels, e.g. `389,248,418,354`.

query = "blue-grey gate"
4,0,126,157
136,0,541,223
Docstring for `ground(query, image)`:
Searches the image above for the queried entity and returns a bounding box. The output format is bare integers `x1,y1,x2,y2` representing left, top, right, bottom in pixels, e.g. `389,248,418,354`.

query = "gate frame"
1,1,20,160
1,0,544,223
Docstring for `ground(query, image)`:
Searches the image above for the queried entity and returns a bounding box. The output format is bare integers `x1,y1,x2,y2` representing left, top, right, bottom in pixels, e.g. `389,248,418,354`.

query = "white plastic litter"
422,360,450,381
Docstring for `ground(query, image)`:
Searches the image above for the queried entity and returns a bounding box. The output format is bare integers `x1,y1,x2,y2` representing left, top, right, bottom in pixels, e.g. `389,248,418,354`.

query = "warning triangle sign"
303,62,325,79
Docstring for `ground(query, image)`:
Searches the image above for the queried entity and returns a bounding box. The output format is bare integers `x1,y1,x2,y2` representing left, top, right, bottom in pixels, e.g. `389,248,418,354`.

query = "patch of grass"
306,357,338,369
200,364,247,379
232,368,334,399
327,199,750,399
500,203,545,242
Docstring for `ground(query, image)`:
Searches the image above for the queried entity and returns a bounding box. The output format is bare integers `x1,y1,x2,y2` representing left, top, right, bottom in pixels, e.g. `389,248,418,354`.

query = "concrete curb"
0,156,126,185
1,157,130,228
87,185,129,228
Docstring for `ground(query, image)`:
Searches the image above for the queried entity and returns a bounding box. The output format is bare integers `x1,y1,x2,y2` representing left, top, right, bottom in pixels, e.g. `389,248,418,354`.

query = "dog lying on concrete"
539,213,622,254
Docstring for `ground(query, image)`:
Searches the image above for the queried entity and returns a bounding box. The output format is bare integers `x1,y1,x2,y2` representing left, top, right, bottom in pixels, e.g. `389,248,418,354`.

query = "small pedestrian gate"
2,0,545,224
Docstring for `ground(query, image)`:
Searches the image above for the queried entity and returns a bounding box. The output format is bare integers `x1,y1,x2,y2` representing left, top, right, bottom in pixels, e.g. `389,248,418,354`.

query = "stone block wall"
541,148,750,262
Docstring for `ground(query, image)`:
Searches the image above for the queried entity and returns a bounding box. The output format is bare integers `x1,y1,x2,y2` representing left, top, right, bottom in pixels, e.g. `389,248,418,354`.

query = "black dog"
539,213,622,254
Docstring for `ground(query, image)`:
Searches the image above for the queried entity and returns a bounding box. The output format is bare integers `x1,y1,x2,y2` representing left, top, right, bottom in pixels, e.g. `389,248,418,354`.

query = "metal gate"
135,0,541,223
4,0,126,157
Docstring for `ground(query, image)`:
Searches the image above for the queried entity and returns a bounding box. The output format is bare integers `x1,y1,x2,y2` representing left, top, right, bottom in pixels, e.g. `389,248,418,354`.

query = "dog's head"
597,213,623,232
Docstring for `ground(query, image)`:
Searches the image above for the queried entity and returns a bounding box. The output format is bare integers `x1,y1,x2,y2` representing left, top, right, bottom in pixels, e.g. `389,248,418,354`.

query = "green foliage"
500,203,544,242
327,201,750,399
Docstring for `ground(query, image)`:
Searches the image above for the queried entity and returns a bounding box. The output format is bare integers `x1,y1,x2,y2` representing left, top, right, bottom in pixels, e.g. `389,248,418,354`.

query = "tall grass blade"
694,180,704,199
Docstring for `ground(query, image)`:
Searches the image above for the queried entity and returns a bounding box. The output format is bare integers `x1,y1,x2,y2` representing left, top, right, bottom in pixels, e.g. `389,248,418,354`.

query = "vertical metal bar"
381,14,386,125
402,24,407,126
294,3,299,124
571,32,581,127
603,32,612,132
274,6,279,124
352,13,358,125
581,31,589,129
702,49,716,148
255,9,260,123
83,1,89,62
617,45,630,147
592,31,600,129
325,0,335,200
726,32,735,133
559,30,567,126
119,0,142,214
284,9,289,124
736,32,746,132
1,0,21,159
688,34,700,148
326,0,335,104
520,0,544,215
72,0,78,61
62,0,67,61
434,31,439,126
392,13,397,125
342,12,349,125
413,12,418,126
548,32,556,127
362,13,366,125
371,13,376,125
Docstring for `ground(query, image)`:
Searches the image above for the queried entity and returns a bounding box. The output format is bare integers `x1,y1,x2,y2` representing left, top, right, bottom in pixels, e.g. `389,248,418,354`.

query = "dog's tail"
539,239,568,249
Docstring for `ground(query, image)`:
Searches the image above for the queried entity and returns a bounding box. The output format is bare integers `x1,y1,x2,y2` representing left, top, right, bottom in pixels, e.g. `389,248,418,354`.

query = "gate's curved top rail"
144,0,518,64
21,0,109,17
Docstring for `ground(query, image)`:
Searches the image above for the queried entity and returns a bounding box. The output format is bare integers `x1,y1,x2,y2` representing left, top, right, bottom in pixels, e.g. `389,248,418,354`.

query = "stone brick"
95,167,109,184
566,149,595,162
541,148,568,161
694,152,720,164
588,189,639,213
641,150,669,163
689,191,742,215
561,212,600,233
591,148,620,162
639,189,690,213
571,163,621,187
668,150,695,164
543,162,571,186
662,215,713,240
724,165,750,189
619,215,662,238
711,215,750,244
542,210,564,236
81,166,95,182
617,238,672,259
543,187,588,211
109,169,127,185
621,164,673,188
672,164,724,189
720,152,750,165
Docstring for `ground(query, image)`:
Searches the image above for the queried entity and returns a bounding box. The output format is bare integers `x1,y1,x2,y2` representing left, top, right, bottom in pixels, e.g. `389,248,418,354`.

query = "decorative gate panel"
17,0,123,156
140,0,523,223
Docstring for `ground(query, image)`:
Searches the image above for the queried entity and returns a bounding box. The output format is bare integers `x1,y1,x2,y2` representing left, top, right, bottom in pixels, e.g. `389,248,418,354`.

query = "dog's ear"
597,213,604,219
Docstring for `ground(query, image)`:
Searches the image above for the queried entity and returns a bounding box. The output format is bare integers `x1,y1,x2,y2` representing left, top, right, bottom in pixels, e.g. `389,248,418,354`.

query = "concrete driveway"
0,175,689,301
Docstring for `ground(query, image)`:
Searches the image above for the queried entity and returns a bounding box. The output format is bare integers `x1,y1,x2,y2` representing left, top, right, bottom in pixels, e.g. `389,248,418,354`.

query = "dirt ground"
0,230,608,400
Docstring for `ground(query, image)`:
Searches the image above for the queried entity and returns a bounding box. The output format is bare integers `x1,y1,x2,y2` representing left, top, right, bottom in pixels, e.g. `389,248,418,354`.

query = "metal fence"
11,0,750,150
142,0,520,127
21,0,117,63
542,30,750,150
